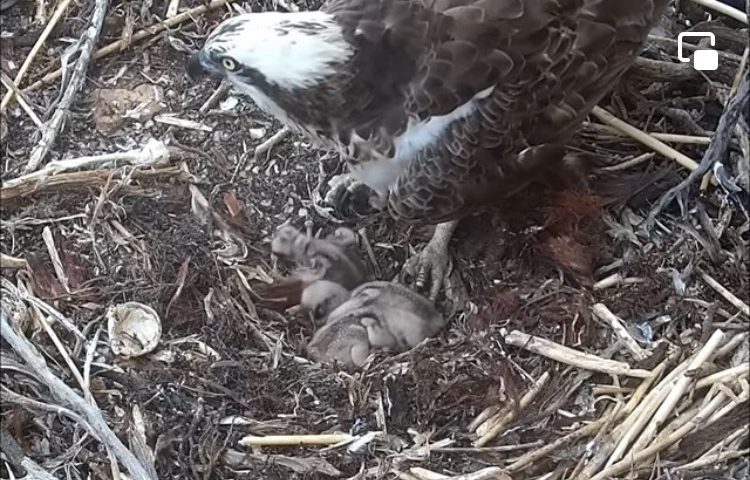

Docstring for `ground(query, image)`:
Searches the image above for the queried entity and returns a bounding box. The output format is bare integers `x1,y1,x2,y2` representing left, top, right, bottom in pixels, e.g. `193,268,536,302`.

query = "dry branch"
592,303,649,361
699,269,750,317
474,371,550,447
591,106,700,172
25,0,110,173
503,330,651,378
0,308,156,480
647,73,750,224
0,0,75,112
238,433,353,447
0,165,187,204
22,0,240,94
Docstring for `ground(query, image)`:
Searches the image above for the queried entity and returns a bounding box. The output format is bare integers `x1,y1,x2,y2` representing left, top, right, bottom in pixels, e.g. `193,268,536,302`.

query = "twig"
199,80,231,114
699,269,750,317
585,123,712,144
647,74,750,225
629,330,725,456
0,426,58,480
25,0,110,173
589,389,729,480
0,72,45,129
254,126,290,161
696,364,750,389
503,330,651,378
0,0,75,112
474,371,550,447
22,0,240,94
0,165,188,203
592,304,649,361
0,311,155,480
677,448,750,472
238,433,353,447
591,107,700,172
688,0,748,24
601,153,655,172
41,226,70,293
408,466,510,480
506,406,622,473
1,253,28,269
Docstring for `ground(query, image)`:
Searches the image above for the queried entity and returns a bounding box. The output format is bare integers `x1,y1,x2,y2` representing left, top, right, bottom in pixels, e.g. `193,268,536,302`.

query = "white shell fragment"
107,302,162,358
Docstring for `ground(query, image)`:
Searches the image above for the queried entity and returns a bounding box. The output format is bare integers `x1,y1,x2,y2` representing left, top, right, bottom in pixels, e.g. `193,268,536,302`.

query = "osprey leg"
401,220,458,301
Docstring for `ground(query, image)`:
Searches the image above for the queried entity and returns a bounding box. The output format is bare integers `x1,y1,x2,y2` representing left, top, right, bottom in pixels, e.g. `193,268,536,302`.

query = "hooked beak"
186,50,216,81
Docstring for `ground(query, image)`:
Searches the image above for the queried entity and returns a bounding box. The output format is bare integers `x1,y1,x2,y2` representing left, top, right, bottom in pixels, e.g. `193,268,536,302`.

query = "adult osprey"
187,0,669,299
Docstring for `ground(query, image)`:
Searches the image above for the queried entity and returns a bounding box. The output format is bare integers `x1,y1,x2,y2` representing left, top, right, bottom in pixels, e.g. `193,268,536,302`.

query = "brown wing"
381,0,670,223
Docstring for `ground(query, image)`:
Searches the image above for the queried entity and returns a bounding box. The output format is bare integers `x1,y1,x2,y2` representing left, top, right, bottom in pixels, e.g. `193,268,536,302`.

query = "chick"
271,225,367,290
304,280,446,368
300,279,350,322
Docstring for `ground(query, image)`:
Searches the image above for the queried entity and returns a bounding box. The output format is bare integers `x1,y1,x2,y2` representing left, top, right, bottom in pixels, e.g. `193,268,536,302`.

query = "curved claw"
400,221,458,301
323,174,382,220
401,242,452,301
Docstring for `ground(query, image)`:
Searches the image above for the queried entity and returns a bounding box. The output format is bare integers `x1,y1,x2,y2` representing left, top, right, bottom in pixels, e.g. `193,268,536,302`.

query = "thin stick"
696,364,749,389
592,304,649,361
688,0,748,24
22,0,240,94
601,153,655,172
591,106,700,172
699,269,750,317
0,72,44,129
607,355,693,464
25,0,110,173
647,74,750,225
0,0,75,112
238,433,353,447
586,123,712,144
628,330,725,454
507,405,622,473
0,311,155,480
503,330,651,378
474,371,550,447
589,391,728,480
1,165,187,203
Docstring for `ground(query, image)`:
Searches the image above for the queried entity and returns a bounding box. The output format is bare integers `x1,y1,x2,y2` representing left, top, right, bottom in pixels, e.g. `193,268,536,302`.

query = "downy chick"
300,279,350,322
271,225,367,290
305,280,445,368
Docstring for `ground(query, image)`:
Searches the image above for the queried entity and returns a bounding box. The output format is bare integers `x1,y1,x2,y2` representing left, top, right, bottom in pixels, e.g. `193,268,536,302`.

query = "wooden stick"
22,0,240,94
25,0,110,173
238,433,353,447
474,371,550,447
503,330,651,378
688,0,748,24
0,311,155,480
699,270,750,317
0,72,45,129
628,330,725,454
591,107,700,172
0,0,75,112
585,123,712,144
696,364,749,389
592,304,649,361
647,73,749,224
0,165,187,203
589,391,728,480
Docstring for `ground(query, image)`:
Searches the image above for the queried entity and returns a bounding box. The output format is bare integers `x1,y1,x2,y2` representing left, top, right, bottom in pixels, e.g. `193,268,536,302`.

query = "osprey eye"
222,57,238,71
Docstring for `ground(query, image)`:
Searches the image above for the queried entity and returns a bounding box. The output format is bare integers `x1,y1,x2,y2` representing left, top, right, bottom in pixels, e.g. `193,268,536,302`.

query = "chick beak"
186,51,209,81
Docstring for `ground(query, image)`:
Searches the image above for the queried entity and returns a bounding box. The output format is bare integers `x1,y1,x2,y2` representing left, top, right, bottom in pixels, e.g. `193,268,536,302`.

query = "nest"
1,1,748,479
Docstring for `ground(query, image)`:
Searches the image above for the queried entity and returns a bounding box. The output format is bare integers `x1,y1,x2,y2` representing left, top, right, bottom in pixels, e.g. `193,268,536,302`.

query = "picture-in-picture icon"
677,32,719,71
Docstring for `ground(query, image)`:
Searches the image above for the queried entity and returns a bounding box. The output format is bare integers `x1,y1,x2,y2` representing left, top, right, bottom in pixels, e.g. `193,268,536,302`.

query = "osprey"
187,0,669,299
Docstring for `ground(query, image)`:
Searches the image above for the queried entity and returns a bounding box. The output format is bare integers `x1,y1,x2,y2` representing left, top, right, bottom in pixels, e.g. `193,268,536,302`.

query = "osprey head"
186,11,354,92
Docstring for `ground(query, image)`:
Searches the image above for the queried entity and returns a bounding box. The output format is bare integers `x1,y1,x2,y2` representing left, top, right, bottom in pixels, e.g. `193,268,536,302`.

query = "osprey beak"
186,50,213,81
